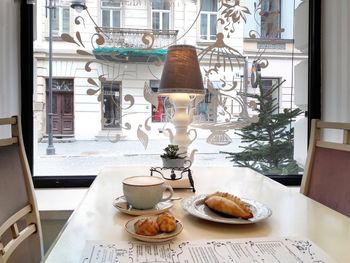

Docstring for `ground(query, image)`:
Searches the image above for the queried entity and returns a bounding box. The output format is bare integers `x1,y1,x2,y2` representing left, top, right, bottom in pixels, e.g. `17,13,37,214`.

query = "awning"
93,47,168,63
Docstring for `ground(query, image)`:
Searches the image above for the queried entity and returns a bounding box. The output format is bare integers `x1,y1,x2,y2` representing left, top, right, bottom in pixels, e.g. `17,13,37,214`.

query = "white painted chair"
0,116,43,263
301,119,350,217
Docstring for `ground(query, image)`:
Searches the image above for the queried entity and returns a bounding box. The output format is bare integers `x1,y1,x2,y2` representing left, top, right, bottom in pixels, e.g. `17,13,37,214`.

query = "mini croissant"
204,192,253,219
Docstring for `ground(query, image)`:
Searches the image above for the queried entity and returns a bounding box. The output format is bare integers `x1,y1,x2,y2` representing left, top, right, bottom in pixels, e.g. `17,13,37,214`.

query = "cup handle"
160,184,174,202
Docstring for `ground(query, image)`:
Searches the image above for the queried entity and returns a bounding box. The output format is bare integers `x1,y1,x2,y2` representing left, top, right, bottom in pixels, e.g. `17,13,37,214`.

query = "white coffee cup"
122,176,174,210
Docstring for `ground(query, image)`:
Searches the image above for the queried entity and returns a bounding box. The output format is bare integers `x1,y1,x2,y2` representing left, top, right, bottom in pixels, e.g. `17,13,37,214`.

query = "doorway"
46,79,74,135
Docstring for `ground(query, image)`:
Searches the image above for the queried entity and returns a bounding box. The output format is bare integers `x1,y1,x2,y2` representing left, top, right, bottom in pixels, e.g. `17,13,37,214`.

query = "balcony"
93,27,178,63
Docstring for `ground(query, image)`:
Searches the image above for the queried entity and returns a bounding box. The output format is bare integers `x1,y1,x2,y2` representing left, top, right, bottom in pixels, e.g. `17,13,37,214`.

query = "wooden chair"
0,116,43,263
300,119,350,217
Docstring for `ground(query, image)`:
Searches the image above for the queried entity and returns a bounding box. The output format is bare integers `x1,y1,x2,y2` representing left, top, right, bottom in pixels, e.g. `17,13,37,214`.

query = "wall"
0,0,20,121
322,0,350,122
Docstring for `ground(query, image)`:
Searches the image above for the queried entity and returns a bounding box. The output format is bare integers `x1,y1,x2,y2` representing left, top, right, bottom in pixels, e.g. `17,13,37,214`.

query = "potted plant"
160,144,186,168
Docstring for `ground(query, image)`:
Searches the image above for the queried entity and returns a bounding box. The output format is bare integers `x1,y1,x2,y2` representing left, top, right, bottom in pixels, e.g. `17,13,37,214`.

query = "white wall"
0,0,21,138
322,0,350,122
0,0,20,118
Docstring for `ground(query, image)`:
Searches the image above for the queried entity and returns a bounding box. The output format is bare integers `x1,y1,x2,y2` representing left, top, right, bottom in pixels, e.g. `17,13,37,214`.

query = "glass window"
195,89,216,122
101,0,121,28
200,0,217,40
31,0,312,182
261,78,280,114
150,80,172,123
102,82,121,129
51,6,70,37
261,0,281,38
152,0,171,30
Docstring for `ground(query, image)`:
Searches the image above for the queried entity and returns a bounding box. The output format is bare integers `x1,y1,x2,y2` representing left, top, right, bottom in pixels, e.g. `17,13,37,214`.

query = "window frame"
151,0,171,30
20,1,322,188
199,0,217,41
150,80,172,123
260,0,282,39
101,81,122,130
100,0,122,28
50,5,71,37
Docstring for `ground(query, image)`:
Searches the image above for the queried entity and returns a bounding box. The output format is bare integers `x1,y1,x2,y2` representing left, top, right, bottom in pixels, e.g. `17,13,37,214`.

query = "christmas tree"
222,79,303,175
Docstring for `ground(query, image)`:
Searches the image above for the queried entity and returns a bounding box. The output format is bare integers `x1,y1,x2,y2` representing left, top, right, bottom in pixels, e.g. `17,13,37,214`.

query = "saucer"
125,215,183,242
113,196,173,216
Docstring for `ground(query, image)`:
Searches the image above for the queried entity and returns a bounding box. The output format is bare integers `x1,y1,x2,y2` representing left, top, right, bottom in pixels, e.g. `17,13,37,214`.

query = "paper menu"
80,238,335,263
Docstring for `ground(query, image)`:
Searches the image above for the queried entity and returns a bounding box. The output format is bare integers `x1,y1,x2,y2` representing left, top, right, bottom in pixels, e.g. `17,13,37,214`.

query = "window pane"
200,14,208,39
34,0,309,179
101,0,120,8
152,12,160,30
210,14,217,40
261,0,281,38
112,10,120,28
102,10,110,27
162,12,169,30
103,83,121,129
152,0,170,10
62,8,70,33
202,0,217,11
51,8,59,35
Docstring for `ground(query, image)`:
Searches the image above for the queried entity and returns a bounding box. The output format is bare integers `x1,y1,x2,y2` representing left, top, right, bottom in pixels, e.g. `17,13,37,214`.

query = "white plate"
125,215,183,242
113,196,173,216
182,194,272,224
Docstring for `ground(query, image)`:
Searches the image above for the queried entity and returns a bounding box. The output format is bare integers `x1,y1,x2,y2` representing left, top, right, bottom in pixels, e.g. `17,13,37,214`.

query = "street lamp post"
45,0,86,155
46,0,55,155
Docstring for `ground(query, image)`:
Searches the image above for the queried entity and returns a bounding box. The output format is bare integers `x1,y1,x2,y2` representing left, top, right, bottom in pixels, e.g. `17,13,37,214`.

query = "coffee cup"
122,176,174,210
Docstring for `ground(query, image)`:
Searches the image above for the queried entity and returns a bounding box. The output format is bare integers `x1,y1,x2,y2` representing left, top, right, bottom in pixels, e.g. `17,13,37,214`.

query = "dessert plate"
182,194,272,224
113,196,173,216
125,215,183,242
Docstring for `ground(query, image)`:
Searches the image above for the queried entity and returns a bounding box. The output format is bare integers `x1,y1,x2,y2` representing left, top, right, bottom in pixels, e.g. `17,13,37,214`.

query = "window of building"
102,82,121,129
150,80,172,123
51,6,70,37
152,0,171,30
101,0,121,28
261,0,281,39
200,0,217,41
261,78,280,112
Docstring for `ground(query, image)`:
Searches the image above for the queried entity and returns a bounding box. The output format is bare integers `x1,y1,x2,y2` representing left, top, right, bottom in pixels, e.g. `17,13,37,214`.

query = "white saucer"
113,196,173,216
125,215,183,242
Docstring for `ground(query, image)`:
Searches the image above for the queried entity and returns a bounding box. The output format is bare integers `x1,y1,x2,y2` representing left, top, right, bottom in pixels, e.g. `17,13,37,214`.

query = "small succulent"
160,144,185,159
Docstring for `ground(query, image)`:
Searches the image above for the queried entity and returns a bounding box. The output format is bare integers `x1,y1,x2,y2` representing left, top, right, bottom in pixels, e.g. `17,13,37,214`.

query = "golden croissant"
204,192,253,219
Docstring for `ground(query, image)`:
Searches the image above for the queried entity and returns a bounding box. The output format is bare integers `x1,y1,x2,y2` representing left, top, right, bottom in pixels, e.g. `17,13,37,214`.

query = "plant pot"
161,157,186,168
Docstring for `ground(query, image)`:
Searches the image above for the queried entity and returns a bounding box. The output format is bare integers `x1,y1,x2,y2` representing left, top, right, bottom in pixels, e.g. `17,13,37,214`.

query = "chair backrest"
0,116,43,263
300,119,350,217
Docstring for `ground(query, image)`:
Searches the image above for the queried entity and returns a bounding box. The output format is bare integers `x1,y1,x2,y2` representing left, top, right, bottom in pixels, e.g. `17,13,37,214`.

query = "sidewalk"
34,139,241,176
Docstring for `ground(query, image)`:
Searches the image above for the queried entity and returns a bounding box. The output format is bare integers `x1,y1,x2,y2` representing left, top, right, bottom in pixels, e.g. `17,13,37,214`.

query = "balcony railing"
99,27,178,49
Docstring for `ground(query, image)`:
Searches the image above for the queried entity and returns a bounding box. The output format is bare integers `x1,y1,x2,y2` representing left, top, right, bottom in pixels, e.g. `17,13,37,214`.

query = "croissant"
204,192,253,219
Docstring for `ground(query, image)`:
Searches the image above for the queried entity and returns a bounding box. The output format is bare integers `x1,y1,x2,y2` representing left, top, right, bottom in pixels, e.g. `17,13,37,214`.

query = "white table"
43,167,350,263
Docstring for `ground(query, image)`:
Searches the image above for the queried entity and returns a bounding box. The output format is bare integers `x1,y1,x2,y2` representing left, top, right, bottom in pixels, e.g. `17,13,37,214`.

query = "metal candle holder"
150,166,195,192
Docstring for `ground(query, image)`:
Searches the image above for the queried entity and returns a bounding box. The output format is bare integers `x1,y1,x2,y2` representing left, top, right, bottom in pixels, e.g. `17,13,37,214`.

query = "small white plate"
182,194,272,224
113,196,173,216
125,215,183,242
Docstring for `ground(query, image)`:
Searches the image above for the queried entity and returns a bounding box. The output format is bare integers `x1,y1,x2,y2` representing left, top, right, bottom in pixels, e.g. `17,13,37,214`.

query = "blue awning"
93,47,168,63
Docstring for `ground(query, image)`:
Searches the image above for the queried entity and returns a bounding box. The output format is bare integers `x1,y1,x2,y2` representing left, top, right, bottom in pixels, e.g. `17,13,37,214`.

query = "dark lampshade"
159,45,204,95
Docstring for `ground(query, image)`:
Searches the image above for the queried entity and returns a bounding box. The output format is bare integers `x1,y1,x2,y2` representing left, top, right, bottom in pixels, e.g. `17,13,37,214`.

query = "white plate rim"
125,215,183,242
182,194,272,224
113,196,173,216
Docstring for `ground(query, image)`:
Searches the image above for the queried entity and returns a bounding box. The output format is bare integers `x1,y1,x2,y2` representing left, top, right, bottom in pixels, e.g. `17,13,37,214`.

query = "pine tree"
222,80,303,175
